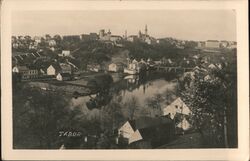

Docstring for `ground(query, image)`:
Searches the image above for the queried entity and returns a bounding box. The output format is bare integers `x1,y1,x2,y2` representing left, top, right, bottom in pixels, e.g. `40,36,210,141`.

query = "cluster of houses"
117,97,192,147
12,61,74,81
180,55,226,90
12,26,237,55
107,58,159,75
59,96,191,149
116,55,226,147
106,55,198,75
12,35,58,52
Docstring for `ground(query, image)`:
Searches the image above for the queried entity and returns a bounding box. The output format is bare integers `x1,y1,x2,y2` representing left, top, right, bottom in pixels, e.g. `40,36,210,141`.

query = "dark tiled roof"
128,116,173,131
59,73,71,77
50,63,62,71
17,65,29,71
28,65,38,70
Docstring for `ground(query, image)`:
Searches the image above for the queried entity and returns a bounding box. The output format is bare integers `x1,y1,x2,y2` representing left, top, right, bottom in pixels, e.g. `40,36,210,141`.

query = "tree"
13,87,75,148
101,97,125,132
45,34,51,41
124,96,139,120
181,62,237,148
146,93,163,117
53,35,62,44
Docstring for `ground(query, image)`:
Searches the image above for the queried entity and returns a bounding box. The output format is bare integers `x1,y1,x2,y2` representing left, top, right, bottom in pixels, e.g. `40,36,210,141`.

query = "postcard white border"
1,0,249,160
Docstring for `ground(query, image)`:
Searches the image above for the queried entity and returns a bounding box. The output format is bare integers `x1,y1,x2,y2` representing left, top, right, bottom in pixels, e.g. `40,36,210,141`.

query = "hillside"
69,40,202,70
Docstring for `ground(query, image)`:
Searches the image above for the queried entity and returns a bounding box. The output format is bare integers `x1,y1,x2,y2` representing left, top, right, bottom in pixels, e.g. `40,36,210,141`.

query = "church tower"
125,30,127,39
145,25,148,36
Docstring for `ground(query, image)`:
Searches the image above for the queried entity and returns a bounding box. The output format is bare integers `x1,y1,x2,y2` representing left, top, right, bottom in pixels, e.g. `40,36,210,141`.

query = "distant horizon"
12,10,237,42
12,33,237,42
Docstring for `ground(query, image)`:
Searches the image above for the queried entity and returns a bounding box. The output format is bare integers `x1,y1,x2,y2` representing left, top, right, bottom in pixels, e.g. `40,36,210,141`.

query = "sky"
12,10,236,41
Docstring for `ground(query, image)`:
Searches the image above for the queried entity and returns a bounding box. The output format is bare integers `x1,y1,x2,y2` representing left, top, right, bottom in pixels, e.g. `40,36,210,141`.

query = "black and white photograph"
1,0,249,160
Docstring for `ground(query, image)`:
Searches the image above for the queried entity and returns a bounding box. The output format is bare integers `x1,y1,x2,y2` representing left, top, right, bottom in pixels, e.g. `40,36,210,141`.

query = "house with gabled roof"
12,65,39,79
118,116,175,146
47,64,62,76
208,63,217,70
163,97,191,119
163,97,192,132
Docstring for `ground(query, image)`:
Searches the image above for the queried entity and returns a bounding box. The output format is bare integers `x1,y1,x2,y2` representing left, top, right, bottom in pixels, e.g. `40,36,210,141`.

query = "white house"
163,98,191,131
163,97,191,119
124,59,140,74
130,59,139,70
108,63,123,72
208,63,217,69
118,117,174,145
47,64,61,76
59,50,71,57
118,121,136,139
47,65,56,75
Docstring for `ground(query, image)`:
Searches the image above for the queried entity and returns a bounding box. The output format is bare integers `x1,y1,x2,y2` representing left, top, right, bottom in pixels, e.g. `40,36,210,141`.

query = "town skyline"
12,10,236,41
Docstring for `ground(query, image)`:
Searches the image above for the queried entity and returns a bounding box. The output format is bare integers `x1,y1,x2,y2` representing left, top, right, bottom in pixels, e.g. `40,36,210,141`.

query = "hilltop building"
99,29,122,42
81,33,99,41
127,25,157,45
205,40,220,48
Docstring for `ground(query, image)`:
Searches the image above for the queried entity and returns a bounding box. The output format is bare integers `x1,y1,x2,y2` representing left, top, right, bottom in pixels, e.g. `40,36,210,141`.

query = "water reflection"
86,90,112,110
71,71,178,112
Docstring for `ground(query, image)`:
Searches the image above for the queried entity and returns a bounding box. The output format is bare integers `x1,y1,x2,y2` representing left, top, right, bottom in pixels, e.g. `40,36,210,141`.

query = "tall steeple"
125,30,127,39
145,24,148,36
138,30,142,38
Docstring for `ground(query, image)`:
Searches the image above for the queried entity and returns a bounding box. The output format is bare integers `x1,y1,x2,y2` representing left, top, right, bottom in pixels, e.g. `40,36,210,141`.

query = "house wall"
163,98,191,118
205,41,220,48
56,74,63,81
118,121,135,139
62,50,70,57
47,65,56,75
27,69,39,79
128,130,143,144
108,64,117,72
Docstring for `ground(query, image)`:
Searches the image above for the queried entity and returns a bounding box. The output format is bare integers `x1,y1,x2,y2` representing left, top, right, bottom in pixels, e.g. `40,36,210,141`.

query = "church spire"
145,24,148,36
125,30,127,39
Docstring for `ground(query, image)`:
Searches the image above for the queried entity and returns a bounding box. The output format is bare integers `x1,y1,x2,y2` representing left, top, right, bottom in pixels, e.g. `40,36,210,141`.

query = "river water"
70,71,179,120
